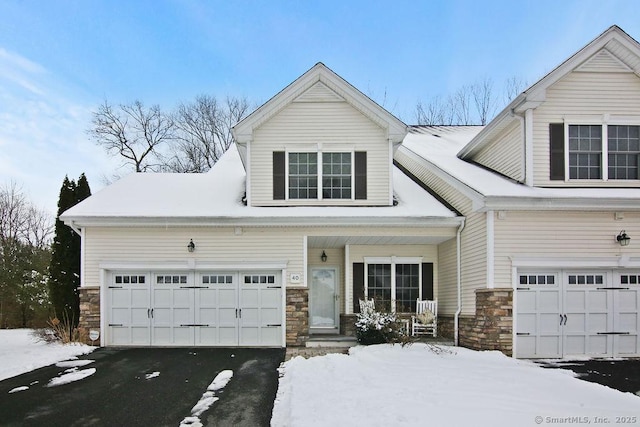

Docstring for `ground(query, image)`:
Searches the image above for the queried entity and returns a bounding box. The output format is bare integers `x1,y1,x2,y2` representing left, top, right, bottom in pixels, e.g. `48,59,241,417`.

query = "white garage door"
107,271,283,347
516,269,640,358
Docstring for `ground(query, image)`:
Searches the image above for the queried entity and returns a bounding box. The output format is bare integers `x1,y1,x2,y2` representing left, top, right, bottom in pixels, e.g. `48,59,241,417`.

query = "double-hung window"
288,151,352,200
550,122,640,181
364,257,422,313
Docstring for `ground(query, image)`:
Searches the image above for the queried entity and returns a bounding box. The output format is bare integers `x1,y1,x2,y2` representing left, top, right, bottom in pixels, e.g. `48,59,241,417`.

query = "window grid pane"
395,264,419,313
568,125,602,179
322,152,352,199
608,125,640,180
367,264,391,311
288,153,318,199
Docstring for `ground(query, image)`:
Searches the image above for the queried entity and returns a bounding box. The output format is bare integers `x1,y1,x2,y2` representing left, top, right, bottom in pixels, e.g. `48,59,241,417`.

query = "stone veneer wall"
340,314,357,337
438,288,513,356
78,287,100,343
286,288,309,346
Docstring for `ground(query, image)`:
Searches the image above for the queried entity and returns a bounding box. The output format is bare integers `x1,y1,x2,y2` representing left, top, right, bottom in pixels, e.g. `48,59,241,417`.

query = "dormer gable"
457,25,640,188
232,63,408,207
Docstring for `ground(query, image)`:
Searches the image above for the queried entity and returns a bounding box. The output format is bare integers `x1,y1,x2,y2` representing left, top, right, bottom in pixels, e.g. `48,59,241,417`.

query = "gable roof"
60,143,460,228
232,62,407,165
458,25,640,159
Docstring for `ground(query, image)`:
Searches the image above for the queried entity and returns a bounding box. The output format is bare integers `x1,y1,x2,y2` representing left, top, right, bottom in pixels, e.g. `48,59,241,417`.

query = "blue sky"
1,0,639,214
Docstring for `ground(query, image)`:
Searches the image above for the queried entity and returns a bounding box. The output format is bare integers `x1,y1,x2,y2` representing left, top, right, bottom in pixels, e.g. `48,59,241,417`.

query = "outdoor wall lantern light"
187,239,196,252
617,230,631,246
321,250,328,262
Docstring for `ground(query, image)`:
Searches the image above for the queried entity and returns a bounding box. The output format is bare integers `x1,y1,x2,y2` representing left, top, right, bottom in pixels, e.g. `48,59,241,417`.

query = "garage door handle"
559,314,567,325
597,332,630,335
235,308,242,318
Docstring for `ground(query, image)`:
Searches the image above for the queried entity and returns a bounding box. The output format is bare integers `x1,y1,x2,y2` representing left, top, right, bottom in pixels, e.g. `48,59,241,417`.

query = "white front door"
309,268,339,333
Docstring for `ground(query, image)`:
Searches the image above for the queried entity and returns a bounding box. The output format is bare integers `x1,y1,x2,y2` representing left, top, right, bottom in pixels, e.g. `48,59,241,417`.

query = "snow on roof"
403,126,640,203
61,144,457,224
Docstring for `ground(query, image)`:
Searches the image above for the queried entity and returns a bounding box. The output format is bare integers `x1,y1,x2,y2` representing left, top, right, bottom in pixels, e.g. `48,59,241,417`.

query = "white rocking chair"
411,299,437,337
359,298,376,314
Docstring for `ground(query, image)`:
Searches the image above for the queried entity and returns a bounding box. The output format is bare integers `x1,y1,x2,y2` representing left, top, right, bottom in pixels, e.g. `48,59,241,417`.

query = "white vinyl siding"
459,211,488,314
532,71,640,187
437,238,457,315
493,211,640,287
83,227,305,288
250,101,390,206
472,120,524,182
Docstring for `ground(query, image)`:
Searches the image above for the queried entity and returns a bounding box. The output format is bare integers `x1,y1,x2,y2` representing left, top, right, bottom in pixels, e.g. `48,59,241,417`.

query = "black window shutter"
273,151,286,200
353,263,365,312
421,263,434,300
354,151,367,200
549,123,565,181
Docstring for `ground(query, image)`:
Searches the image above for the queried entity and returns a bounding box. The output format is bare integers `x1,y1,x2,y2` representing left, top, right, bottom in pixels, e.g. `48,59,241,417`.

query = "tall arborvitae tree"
48,175,91,326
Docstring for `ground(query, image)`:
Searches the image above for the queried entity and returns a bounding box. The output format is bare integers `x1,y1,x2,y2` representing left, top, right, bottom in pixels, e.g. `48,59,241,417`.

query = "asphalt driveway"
0,347,285,427
538,359,640,395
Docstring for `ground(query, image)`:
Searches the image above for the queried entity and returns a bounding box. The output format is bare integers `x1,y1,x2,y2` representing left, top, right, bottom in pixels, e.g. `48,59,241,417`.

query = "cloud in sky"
0,48,116,214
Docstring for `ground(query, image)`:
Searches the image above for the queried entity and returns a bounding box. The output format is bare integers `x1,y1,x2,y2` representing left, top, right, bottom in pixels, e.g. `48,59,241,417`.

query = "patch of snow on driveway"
47,368,96,387
180,369,234,426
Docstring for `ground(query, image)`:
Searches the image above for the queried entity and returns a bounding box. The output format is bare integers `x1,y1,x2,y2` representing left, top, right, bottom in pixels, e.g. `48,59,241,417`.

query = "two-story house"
61,62,462,349
61,25,640,358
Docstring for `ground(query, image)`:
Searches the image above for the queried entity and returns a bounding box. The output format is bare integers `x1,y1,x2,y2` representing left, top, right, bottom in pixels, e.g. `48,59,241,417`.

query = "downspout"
454,218,466,346
67,221,82,236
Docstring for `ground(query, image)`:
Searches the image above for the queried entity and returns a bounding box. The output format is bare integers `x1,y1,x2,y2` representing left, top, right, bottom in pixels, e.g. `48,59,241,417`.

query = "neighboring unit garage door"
516,270,640,358
107,271,283,347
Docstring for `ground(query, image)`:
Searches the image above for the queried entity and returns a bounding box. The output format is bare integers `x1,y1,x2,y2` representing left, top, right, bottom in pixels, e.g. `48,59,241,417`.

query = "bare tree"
504,76,528,104
166,96,250,173
452,85,472,125
415,76,522,126
471,77,496,125
416,96,446,125
89,100,175,172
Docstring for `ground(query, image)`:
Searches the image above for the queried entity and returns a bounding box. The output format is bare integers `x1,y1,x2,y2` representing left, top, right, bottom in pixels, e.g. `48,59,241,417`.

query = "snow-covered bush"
355,301,408,345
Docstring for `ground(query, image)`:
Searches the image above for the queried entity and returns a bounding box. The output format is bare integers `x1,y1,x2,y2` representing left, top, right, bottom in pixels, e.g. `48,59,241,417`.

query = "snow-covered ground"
272,344,640,427
3,330,640,427
0,329,95,381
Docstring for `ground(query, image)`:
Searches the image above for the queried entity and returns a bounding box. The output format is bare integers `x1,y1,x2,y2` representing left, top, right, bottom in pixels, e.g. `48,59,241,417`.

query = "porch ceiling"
307,235,452,248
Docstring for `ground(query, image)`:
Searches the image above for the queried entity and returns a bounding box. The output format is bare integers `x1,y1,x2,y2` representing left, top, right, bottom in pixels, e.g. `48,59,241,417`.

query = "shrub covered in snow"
355,301,408,345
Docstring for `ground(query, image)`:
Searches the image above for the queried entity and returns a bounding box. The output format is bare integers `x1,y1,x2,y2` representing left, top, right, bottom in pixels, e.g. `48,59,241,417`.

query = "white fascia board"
232,63,407,144
483,196,640,212
521,26,640,105
459,27,640,159
63,215,465,228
